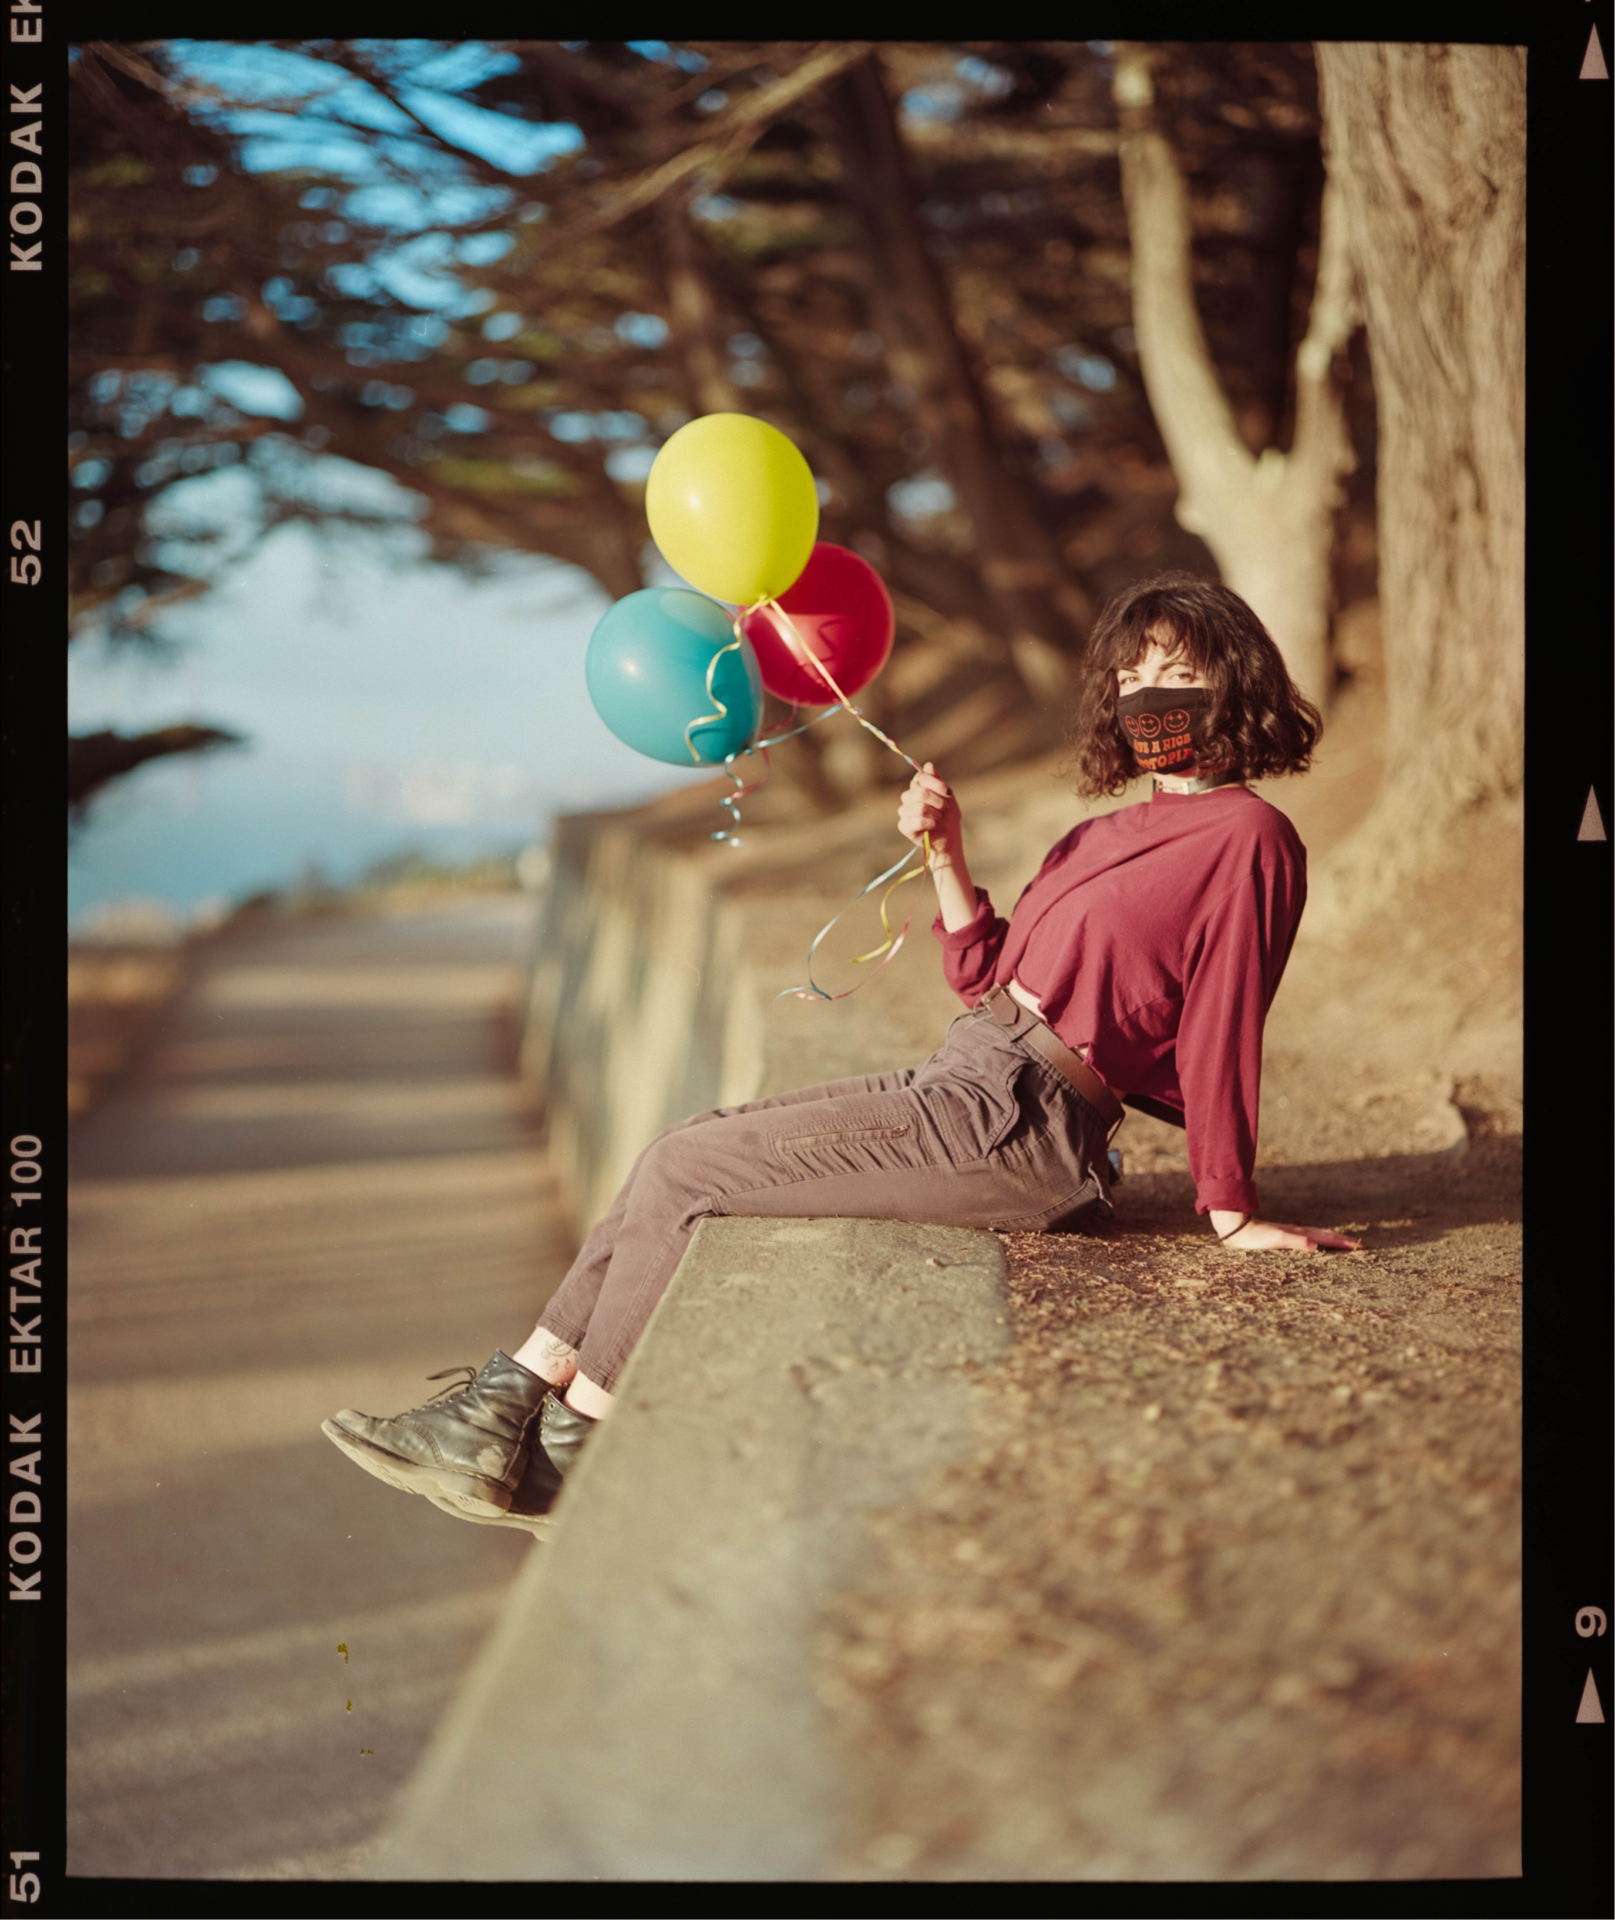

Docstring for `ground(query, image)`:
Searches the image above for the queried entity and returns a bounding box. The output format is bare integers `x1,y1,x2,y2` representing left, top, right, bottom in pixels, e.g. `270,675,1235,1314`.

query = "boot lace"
423,1364,478,1404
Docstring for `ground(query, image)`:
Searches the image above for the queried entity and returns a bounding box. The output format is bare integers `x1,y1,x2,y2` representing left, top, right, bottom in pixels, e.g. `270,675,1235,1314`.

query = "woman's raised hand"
898,762,963,868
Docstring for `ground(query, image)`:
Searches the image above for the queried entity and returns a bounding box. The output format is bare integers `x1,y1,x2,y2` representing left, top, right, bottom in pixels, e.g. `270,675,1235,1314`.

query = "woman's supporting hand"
1210,1213,1363,1253
898,762,963,867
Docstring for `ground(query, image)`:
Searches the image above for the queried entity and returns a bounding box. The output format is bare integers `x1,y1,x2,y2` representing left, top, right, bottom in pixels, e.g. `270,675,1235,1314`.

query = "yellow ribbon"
749,596,934,999
680,596,934,997
781,843,927,1002
760,597,920,773
682,628,746,767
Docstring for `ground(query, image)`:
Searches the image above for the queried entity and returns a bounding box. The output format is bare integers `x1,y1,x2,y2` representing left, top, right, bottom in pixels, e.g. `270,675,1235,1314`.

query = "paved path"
67,894,574,1881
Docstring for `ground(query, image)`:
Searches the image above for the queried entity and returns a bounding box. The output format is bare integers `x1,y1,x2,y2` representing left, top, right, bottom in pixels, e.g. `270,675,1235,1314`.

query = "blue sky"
68,514,709,930
68,41,689,931
164,38,581,255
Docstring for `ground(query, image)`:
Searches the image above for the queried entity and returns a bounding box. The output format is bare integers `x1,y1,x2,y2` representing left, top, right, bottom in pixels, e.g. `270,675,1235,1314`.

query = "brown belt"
980,985,1125,1134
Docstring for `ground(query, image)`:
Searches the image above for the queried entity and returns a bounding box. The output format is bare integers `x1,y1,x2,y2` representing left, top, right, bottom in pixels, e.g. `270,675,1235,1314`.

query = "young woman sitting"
323,570,1361,1533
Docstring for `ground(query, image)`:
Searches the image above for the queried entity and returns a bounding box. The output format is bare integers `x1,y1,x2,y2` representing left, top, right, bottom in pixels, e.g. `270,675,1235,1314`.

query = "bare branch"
1112,41,1356,711
572,42,875,237
313,44,526,201
1286,166,1359,483
1113,42,1251,533
81,41,225,111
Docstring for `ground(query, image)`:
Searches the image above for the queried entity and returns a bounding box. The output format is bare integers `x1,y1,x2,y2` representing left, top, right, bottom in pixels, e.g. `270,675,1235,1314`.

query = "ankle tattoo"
532,1332,580,1381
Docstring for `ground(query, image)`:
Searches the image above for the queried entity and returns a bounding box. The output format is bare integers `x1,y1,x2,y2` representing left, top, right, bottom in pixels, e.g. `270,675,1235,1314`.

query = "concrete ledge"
372,1215,1010,1882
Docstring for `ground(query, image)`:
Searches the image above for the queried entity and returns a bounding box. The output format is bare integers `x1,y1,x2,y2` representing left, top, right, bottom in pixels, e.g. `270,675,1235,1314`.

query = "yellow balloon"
646,413,819,607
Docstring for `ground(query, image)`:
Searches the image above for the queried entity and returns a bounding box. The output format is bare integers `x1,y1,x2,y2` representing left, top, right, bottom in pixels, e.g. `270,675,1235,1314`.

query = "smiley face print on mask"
1115,685,1213,774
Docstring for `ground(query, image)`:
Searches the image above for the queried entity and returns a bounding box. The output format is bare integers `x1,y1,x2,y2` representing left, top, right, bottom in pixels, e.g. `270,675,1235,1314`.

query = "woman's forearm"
928,851,980,932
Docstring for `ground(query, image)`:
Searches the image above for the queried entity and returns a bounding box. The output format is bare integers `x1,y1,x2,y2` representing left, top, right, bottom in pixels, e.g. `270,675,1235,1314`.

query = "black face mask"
1115,685,1213,775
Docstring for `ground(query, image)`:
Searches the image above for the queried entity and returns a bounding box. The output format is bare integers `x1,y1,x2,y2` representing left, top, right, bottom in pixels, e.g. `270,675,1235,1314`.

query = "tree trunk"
828,51,1094,709
1313,41,1525,864
1114,44,1358,714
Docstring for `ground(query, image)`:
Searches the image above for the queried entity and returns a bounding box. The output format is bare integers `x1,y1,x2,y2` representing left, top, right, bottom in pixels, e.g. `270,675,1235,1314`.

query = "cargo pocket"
915,1055,1037,1163
770,1115,919,1181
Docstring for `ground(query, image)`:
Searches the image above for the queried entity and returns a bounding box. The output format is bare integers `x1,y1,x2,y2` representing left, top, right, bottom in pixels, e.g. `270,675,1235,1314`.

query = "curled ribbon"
709,705,834,849
680,614,837,849
682,628,746,768
679,595,934,998
751,596,934,1001
779,842,927,1002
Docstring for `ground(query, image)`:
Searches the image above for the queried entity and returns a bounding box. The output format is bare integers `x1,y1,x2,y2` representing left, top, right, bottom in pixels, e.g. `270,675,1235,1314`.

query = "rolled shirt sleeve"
932,830,1082,1008
932,888,1008,1005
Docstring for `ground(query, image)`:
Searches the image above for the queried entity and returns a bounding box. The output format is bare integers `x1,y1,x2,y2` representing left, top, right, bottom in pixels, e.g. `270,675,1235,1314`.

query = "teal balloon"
585,588,763,767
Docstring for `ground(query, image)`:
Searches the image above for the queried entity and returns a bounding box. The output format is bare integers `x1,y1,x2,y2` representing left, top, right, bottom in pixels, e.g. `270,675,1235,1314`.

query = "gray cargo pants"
536,994,1115,1392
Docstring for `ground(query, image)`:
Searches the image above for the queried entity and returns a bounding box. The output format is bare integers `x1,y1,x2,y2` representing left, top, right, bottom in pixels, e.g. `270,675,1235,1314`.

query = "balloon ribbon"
682,622,839,850
682,628,746,768
744,597,933,1002
709,706,834,850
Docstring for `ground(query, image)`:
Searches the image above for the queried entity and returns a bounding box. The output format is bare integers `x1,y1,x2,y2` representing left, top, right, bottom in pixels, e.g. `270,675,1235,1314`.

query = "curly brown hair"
1064,571,1322,799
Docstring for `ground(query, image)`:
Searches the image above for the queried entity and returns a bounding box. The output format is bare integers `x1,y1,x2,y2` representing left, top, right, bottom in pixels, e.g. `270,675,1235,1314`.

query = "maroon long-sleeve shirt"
932,785,1307,1215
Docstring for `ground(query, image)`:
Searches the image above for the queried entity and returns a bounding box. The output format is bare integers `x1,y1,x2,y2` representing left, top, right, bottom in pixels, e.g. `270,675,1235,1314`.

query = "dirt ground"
808,672,1524,1881
815,1140,1520,1881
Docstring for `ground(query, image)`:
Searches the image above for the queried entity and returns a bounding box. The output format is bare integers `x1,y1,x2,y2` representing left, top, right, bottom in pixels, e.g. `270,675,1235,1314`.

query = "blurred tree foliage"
69,39,1376,812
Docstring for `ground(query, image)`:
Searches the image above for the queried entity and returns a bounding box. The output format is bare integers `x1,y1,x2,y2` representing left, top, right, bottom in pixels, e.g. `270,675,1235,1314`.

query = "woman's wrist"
932,860,980,933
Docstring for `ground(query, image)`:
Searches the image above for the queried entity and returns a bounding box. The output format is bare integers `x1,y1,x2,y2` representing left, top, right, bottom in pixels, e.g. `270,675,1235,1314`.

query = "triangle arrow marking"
1576,1668,1606,1723
1577,787,1607,841
1581,26,1609,81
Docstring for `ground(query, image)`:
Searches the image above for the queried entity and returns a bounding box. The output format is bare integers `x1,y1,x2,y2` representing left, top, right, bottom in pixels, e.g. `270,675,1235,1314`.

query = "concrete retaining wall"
517,757,1101,1237
518,778,974,1234
372,1215,1011,1881
519,796,767,1234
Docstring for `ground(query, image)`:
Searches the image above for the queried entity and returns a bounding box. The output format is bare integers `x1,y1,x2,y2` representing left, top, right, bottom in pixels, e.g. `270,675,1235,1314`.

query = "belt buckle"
984,984,1020,1027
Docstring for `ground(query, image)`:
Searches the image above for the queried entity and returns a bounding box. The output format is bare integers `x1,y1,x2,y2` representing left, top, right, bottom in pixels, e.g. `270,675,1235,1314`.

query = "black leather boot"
536,1392,598,1475
423,1390,598,1536
322,1351,555,1517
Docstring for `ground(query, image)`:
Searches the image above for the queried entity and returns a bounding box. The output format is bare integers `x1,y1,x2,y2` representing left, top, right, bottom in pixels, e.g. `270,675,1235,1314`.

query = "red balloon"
739,542,894,705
